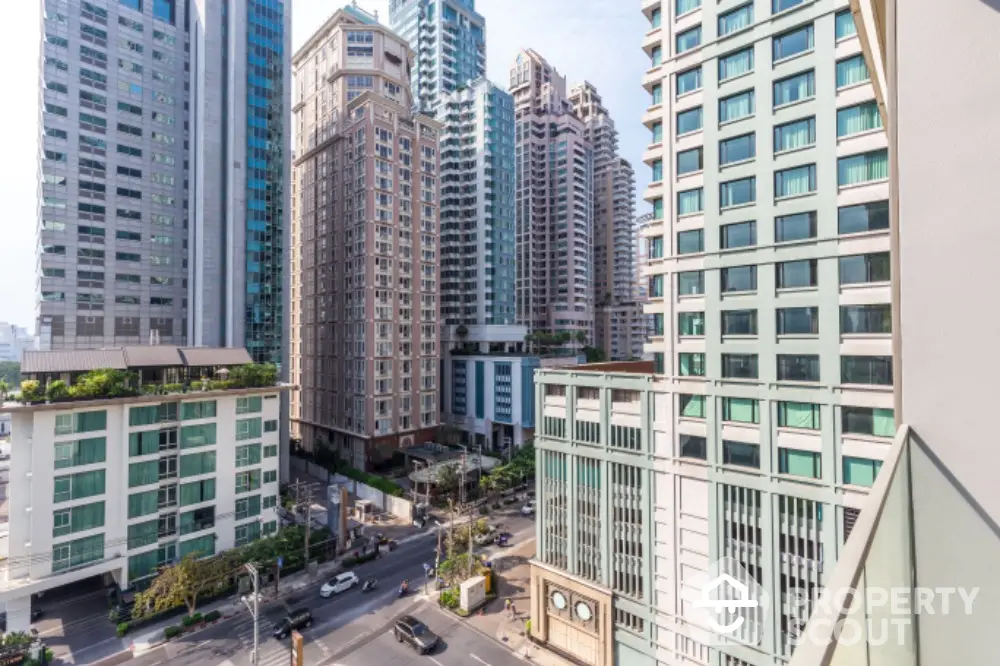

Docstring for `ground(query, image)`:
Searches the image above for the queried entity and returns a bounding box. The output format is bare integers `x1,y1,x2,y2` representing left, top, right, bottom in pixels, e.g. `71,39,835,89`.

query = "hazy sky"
0,0,650,330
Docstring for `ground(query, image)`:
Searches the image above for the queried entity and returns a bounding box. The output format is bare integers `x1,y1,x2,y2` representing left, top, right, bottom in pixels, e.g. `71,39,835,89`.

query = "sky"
0,0,650,331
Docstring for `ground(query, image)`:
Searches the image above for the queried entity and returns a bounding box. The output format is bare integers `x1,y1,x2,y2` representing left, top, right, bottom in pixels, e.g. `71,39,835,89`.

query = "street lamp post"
243,563,260,664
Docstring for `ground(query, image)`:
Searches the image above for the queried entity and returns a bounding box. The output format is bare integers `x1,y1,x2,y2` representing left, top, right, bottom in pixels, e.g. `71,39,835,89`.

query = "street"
124,514,534,666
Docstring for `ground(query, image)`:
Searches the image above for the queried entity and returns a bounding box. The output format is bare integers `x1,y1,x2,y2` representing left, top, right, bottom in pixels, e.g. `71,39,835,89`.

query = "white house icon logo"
695,573,759,634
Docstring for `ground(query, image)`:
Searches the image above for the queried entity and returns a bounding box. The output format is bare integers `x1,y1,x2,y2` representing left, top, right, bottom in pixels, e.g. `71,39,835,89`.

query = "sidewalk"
464,539,574,666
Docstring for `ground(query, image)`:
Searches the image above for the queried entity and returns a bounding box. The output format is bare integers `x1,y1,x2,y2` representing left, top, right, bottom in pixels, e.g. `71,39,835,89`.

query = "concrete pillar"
4,596,31,634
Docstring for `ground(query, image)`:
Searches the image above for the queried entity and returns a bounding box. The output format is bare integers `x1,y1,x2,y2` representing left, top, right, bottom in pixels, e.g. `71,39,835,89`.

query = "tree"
0,361,19,387
0,379,9,402
582,346,606,363
436,462,461,499
133,553,229,618
575,331,588,345
478,474,498,507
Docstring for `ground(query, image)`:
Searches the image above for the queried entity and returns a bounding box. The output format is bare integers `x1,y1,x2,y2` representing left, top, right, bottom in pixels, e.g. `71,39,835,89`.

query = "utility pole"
243,563,260,664
302,483,317,565
448,498,455,559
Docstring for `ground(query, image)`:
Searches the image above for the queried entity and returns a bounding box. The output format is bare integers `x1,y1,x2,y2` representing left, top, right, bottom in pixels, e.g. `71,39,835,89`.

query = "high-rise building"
569,83,645,361
0,324,37,363
388,0,486,115
188,0,291,368
35,0,290,368
291,6,442,468
527,1,893,664
511,50,594,343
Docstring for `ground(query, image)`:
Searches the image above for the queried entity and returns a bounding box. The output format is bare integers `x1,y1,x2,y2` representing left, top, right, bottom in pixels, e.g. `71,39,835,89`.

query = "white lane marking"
427,657,445,666
470,655,491,666
59,636,121,659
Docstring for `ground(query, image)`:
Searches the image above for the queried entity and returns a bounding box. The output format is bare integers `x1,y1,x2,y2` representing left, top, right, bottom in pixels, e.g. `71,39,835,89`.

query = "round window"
575,601,593,621
550,590,568,610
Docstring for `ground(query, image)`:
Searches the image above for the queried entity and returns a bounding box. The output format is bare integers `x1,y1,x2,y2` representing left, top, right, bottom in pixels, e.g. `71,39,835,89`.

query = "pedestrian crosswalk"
228,615,290,666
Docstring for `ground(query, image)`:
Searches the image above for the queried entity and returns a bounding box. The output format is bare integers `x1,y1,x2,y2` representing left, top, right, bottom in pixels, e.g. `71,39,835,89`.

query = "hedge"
336,465,404,497
181,612,203,627
204,610,221,623
164,625,182,640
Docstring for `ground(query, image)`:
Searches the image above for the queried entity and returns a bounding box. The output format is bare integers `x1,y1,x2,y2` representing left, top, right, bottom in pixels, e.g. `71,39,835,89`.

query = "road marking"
470,655,492,666
427,657,445,666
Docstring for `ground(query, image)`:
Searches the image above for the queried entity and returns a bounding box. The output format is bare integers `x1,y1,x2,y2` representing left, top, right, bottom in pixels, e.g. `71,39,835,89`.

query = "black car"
393,615,439,654
272,608,312,639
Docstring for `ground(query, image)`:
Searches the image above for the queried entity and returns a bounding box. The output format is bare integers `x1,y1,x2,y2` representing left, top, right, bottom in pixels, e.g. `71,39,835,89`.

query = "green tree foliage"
133,553,233,618
0,361,19,387
582,346,606,363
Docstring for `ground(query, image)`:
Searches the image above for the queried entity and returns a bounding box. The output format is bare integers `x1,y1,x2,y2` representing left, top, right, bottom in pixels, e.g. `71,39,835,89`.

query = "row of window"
679,394,894,437
679,435,882,486
665,352,892,385
647,252,890,300
663,303,891,339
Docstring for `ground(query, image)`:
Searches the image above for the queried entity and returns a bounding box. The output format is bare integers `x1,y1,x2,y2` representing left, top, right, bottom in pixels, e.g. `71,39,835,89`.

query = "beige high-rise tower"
291,6,442,468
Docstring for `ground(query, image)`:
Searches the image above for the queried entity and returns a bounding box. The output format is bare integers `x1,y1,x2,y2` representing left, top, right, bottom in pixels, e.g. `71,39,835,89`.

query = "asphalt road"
126,515,534,666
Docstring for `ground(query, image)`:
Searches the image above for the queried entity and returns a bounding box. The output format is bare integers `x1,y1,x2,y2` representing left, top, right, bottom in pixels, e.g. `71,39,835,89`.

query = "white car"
521,500,536,516
320,571,359,598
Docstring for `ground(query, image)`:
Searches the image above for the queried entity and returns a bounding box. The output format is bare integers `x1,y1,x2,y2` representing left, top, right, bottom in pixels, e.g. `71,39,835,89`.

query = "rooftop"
21,346,252,374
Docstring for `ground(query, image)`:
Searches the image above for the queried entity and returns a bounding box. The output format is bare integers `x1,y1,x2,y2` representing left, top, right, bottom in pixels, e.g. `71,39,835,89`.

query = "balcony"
790,423,996,666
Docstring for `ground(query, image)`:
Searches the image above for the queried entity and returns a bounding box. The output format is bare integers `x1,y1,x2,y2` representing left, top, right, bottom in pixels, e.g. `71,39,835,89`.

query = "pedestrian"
510,602,517,620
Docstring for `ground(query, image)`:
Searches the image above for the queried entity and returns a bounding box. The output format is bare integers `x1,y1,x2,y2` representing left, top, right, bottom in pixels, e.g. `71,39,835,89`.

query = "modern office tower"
791,2,1000,665
0,324,37,363
388,0,486,115
529,2,894,665
188,0,291,368
37,0,190,349
569,83,644,360
0,346,286,632
36,0,290,368
511,50,595,342
291,6,442,468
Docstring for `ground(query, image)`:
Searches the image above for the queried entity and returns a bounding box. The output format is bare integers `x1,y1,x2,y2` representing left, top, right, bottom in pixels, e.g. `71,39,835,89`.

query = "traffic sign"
277,556,283,569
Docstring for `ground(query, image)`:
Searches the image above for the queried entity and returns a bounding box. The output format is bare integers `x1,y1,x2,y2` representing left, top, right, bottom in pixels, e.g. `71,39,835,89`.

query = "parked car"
393,615,439,654
320,571,359,598
521,499,536,516
273,608,312,639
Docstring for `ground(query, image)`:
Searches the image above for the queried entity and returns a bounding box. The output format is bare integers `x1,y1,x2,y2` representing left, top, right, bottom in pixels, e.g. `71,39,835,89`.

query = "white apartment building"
0,324,36,363
0,346,286,633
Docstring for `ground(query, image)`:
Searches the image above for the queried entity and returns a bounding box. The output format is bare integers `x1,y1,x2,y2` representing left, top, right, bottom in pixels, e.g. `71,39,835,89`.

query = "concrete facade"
511,49,595,342
291,7,441,468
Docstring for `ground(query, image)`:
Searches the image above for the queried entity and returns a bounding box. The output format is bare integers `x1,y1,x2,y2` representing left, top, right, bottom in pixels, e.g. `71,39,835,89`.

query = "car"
320,571,359,598
272,608,312,639
393,615,439,654
521,499,536,516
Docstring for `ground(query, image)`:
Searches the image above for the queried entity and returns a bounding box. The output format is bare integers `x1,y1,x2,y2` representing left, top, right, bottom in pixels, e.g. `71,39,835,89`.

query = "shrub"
208,380,235,391
19,380,42,403
181,612,203,627
204,610,221,623
164,625,182,640
163,383,184,394
116,622,129,638
45,380,69,402
439,587,460,609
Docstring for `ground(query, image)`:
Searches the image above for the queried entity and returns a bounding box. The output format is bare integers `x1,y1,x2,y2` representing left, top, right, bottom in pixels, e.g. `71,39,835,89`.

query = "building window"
678,270,705,295
773,0,805,11
835,10,857,40
720,90,754,123
837,101,883,138
610,425,642,451
722,354,758,379
676,26,702,54
680,435,707,459
778,401,821,430
777,307,819,335
841,304,891,334
52,534,105,573
652,313,665,336
649,274,665,297
775,164,817,198
777,259,817,288
773,24,814,61
677,147,704,175
53,470,106,504
677,66,702,95
777,354,820,382
653,197,664,219
678,188,704,215
838,200,889,234
677,107,703,135
180,401,217,420
719,4,753,36
677,229,704,254
54,437,107,469
843,456,883,487
652,159,663,181
236,396,262,414
774,116,816,153
654,353,666,374
720,177,756,209
839,149,889,186
649,236,664,259
719,133,755,165
836,54,870,88
542,416,566,439
839,252,890,284
679,353,706,377
779,449,821,478
723,397,759,423
774,70,815,107
842,406,895,437
651,122,663,144
775,211,817,242
718,47,754,82
721,220,756,249
52,501,105,538
841,356,893,385
677,0,702,15
651,7,662,28
651,45,662,67
54,411,107,435
722,309,757,336
723,441,760,468
652,84,663,105
679,394,706,418
721,265,756,293
678,312,705,336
